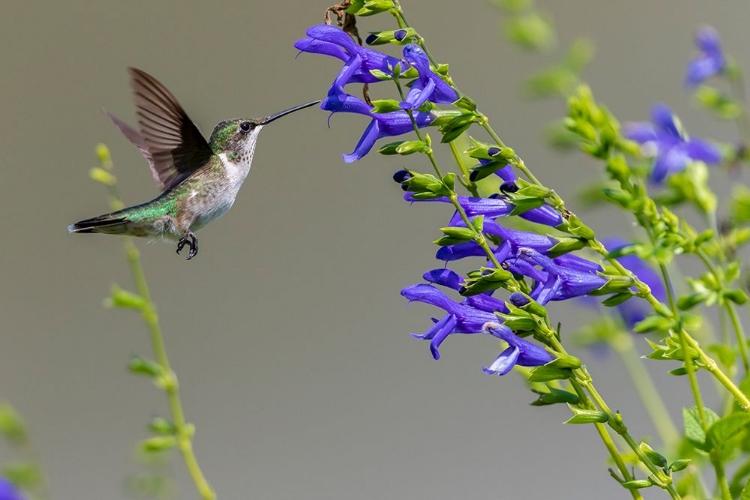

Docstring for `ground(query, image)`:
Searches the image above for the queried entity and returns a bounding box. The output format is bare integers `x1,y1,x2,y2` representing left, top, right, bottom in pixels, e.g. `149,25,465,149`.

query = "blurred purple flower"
0,479,24,500
685,26,726,88
624,103,722,183
604,238,667,329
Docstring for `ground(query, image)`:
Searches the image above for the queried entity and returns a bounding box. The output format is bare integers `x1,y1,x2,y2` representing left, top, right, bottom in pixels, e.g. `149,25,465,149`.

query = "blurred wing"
128,67,213,190
104,110,164,190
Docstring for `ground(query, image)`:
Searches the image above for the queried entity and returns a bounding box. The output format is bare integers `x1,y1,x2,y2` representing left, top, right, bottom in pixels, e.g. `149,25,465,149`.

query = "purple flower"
401,284,553,375
403,193,563,227
295,25,400,96
322,93,436,162
685,26,726,88
399,45,458,110
513,248,608,305
482,322,554,375
624,103,722,183
0,479,25,500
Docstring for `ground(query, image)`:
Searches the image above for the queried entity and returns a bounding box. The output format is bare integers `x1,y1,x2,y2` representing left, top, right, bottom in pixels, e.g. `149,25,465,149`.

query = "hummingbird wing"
104,110,164,190
128,67,213,191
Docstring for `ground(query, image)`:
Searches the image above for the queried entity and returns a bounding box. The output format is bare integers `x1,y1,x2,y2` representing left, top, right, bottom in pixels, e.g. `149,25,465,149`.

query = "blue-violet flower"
685,26,726,88
624,103,722,183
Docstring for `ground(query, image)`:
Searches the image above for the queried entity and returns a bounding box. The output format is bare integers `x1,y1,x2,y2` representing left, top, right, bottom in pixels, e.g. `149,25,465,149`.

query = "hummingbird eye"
239,121,252,133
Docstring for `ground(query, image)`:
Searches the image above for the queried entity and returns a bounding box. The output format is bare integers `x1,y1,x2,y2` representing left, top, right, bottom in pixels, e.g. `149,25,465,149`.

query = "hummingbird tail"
68,214,129,234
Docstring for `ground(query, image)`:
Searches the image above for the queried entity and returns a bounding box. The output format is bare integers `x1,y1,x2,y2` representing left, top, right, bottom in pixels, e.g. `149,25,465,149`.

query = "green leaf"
370,99,402,113
1,461,43,489
528,365,572,383
128,355,164,378
395,140,427,155
140,436,178,453
378,141,406,155
684,406,721,452
89,167,117,186
504,13,556,52
639,442,667,468
149,417,176,435
621,479,653,490
602,292,634,307
0,403,28,445
530,387,580,406
106,284,147,310
564,406,609,424
669,459,690,472
706,413,750,450
743,478,750,500
439,226,475,241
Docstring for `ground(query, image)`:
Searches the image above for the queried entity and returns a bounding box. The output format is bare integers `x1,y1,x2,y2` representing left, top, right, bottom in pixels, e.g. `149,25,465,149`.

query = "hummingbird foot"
176,231,199,260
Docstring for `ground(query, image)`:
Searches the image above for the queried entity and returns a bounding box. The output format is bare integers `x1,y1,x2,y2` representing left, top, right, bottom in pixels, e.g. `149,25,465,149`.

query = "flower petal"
482,346,520,375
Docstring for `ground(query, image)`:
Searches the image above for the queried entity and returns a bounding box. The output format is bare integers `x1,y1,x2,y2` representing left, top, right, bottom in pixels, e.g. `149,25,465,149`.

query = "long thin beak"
260,100,321,125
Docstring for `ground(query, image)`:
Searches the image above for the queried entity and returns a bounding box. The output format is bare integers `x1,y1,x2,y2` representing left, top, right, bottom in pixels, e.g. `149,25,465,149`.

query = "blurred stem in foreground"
90,144,216,500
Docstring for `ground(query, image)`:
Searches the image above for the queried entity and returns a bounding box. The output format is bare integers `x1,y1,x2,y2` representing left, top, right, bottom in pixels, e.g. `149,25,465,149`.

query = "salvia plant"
5,1,750,499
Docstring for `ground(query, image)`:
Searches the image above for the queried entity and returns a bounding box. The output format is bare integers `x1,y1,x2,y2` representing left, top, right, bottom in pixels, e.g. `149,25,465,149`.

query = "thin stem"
449,140,479,196
101,157,216,500
611,326,680,446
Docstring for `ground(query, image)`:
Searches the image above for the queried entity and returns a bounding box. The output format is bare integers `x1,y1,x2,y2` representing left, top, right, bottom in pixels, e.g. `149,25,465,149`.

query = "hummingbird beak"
260,100,321,125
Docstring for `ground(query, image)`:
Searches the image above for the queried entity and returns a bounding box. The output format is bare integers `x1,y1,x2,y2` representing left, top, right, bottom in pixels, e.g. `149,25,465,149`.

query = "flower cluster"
398,168,638,374
295,25,459,162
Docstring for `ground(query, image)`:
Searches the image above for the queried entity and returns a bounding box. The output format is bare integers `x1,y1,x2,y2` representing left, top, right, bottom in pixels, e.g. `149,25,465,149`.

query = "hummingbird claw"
176,231,199,260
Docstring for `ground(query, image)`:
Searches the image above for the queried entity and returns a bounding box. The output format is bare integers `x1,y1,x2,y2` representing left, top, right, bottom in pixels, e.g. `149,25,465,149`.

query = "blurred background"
1,1,748,498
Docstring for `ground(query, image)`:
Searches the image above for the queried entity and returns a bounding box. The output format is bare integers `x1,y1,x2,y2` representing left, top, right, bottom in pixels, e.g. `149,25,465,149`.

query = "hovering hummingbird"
69,68,319,260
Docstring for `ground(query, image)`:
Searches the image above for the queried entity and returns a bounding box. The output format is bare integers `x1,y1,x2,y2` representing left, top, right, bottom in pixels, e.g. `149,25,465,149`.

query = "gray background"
0,1,746,499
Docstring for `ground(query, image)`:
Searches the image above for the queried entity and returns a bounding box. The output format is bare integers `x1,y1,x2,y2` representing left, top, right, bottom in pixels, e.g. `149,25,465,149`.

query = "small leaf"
140,436,177,453
370,99,402,113
528,365,572,383
565,406,609,424
639,442,667,468
669,459,690,472
395,140,427,155
128,356,164,378
530,387,580,406
0,403,28,445
106,284,147,310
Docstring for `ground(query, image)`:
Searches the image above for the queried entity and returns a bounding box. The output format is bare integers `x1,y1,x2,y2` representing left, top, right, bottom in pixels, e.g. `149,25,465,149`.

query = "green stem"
389,6,679,495
449,140,479,196
612,327,680,447
102,160,216,500
711,450,732,500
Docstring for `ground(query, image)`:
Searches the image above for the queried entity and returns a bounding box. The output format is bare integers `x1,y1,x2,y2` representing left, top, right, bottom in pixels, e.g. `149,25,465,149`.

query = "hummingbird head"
208,100,320,164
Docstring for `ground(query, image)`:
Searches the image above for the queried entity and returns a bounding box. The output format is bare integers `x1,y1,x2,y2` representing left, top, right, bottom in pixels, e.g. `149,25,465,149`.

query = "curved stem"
101,155,216,500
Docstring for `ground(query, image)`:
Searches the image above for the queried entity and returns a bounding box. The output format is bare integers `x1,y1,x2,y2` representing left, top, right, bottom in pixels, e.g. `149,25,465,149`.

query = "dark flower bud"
394,29,408,41
487,147,501,157
400,183,410,191
509,292,529,307
458,286,468,296
393,169,413,183
469,170,479,182
365,33,379,45
500,181,518,193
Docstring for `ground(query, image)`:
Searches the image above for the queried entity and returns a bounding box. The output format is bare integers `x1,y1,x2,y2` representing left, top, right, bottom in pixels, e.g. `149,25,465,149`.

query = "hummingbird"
69,68,319,260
